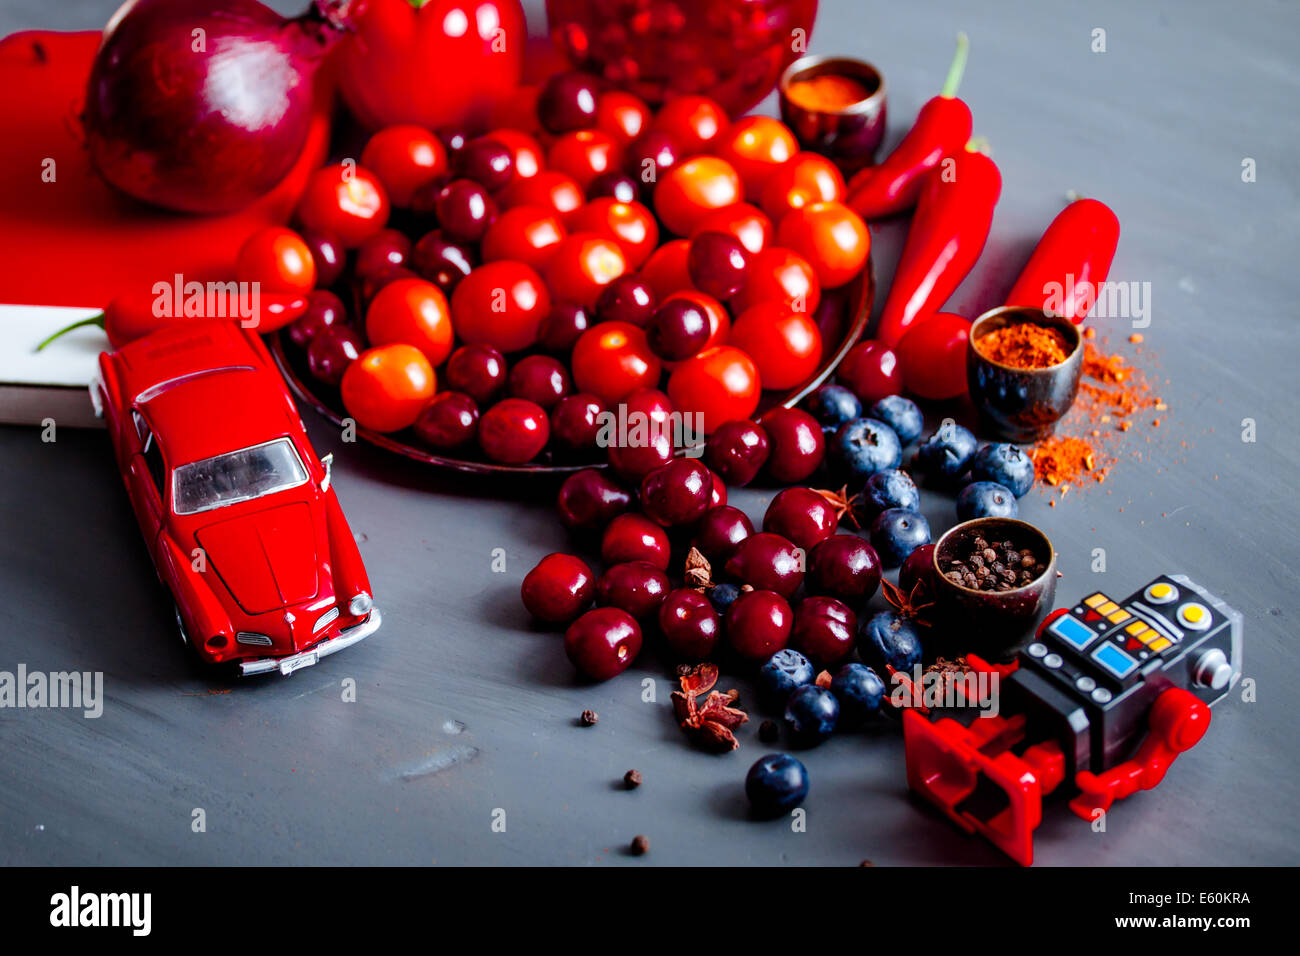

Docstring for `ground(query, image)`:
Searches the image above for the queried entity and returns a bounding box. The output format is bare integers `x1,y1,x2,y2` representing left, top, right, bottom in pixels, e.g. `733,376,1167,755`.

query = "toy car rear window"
172,438,309,515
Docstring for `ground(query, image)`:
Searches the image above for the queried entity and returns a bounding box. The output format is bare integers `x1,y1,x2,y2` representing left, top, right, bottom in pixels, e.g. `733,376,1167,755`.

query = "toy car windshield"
172,438,309,516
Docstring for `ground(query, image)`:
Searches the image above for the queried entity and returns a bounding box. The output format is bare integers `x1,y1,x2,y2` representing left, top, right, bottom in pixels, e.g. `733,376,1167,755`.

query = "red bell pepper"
875,147,1002,347
1004,198,1120,323
846,34,973,220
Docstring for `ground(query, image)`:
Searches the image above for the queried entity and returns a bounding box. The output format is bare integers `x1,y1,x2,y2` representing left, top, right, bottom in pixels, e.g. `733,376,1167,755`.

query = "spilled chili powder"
976,322,1072,369
787,74,873,110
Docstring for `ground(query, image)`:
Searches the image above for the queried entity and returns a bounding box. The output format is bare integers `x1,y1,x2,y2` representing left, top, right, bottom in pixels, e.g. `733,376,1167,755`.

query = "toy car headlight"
348,592,373,616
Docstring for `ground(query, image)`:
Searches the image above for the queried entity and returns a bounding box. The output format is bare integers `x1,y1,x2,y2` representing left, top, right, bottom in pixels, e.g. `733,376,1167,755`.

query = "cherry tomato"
716,116,799,201
365,277,454,368
544,233,629,309
662,290,730,365
838,339,902,404
596,90,650,146
729,302,823,391
897,312,971,400
487,128,545,182
655,156,743,236
481,205,567,270
570,198,659,269
691,202,773,256
776,201,870,289
297,163,391,249
732,246,821,316
653,94,729,155
760,152,846,221
360,125,448,208
340,343,435,433
571,321,663,405
547,130,623,191
640,239,695,301
235,227,316,294
500,170,585,227
668,346,761,434
451,260,552,353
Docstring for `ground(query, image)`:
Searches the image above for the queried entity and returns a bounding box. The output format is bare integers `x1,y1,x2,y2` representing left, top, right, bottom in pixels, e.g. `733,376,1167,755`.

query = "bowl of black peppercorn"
930,517,1057,660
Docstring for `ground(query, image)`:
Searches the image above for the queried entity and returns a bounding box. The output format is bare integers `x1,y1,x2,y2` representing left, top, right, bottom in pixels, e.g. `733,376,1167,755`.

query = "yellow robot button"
1125,621,1148,636
1107,609,1132,624
1145,582,1177,604
1085,593,1107,608
1177,603,1211,631
1098,601,1120,615
1148,637,1173,652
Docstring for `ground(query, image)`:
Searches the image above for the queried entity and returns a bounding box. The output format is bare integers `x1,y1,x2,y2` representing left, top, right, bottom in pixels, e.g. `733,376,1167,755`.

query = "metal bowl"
271,263,874,476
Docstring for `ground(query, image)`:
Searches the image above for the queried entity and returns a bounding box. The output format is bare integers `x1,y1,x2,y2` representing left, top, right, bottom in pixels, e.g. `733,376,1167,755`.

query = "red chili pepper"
846,34,973,220
1004,198,1120,323
37,291,309,351
875,147,1002,347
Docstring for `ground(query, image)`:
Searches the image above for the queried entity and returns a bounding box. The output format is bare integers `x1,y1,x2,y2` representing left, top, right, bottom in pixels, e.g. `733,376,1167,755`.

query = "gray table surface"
1,0,1297,866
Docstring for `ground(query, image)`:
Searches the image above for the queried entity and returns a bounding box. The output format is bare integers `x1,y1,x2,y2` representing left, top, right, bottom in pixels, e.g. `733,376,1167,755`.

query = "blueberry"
858,468,920,520
870,395,923,445
757,648,815,710
831,663,886,725
957,481,1019,521
971,442,1036,497
708,582,743,615
859,611,923,673
745,753,810,817
916,421,978,482
830,417,902,481
869,507,931,566
805,384,862,428
783,685,840,745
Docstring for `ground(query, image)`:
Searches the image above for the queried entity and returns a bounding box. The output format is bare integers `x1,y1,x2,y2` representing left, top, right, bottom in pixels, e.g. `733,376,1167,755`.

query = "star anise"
810,485,861,529
881,577,936,626
671,663,749,752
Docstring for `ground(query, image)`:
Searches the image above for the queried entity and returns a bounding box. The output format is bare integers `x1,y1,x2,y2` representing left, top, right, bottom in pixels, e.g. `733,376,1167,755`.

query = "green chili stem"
34,313,105,352
940,32,970,99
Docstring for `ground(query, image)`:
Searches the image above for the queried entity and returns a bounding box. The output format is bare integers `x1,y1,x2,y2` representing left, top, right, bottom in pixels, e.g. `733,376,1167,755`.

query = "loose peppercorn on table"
0,0,1297,867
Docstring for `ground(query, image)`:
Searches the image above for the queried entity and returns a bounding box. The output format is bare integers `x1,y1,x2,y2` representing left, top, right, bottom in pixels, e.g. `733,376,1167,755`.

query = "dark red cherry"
361,264,419,305
538,302,593,354
899,543,938,599
550,393,606,452
607,428,673,481
723,532,805,598
564,607,642,680
625,388,675,431
658,588,721,660
725,589,793,661
646,296,710,361
763,487,839,551
508,354,571,410
587,171,639,203
596,561,671,620
455,136,515,192
639,458,712,527
355,228,412,279
623,129,680,186
477,398,549,464
435,179,498,243
537,71,601,134
759,407,825,484
302,229,345,288
838,339,903,405
791,596,857,668
521,553,595,624
436,125,471,156
307,324,363,386
412,230,477,295
601,513,671,570
556,469,632,530
706,468,727,507
806,535,882,604
413,391,479,450
596,274,656,327
445,344,507,404
691,505,754,562
688,231,748,300
704,419,770,487
288,289,346,348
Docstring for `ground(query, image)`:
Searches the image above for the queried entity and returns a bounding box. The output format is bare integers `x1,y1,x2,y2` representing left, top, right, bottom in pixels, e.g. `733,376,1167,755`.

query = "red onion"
83,0,360,214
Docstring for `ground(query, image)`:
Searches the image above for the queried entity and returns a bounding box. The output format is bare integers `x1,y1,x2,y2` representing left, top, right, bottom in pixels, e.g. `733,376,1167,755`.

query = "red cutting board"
0,30,332,308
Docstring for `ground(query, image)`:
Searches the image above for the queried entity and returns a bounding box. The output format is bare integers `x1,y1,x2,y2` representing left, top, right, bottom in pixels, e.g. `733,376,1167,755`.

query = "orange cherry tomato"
365,277,454,368
500,170,585,227
897,311,971,400
235,226,316,294
655,156,743,236
544,233,629,309
653,94,729,155
776,201,871,289
691,202,773,256
481,205,568,270
451,260,552,353
547,129,624,191
297,163,390,249
570,198,659,269
760,152,846,221
667,346,761,434
716,116,799,201
732,246,822,316
571,321,663,405
640,239,695,301
729,302,824,391
360,125,448,208
596,90,651,146
662,289,731,366
340,343,435,433
488,128,546,181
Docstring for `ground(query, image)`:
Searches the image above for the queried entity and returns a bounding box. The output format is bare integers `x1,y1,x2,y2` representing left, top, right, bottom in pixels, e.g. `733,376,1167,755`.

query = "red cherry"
413,391,479,450
564,607,643,681
704,419,770,487
707,468,727,507
550,393,606,452
478,398,549,464
288,290,346,348
763,487,839,551
658,588,722,661
596,561,671,620
759,407,825,483
307,325,363,386
899,543,938,598
723,532,805,598
639,458,712,527
791,596,857,668
806,535,882,604
838,339,903,405
596,274,657,327
444,344,507,404
537,302,593,354
725,589,792,661
521,553,595,624
508,354,571,410
691,505,754,562
556,469,633,530
601,513,671,570
607,428,674,482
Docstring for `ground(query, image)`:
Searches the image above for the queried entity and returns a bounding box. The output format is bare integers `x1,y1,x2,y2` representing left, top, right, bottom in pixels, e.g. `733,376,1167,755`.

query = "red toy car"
92,320,381,676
